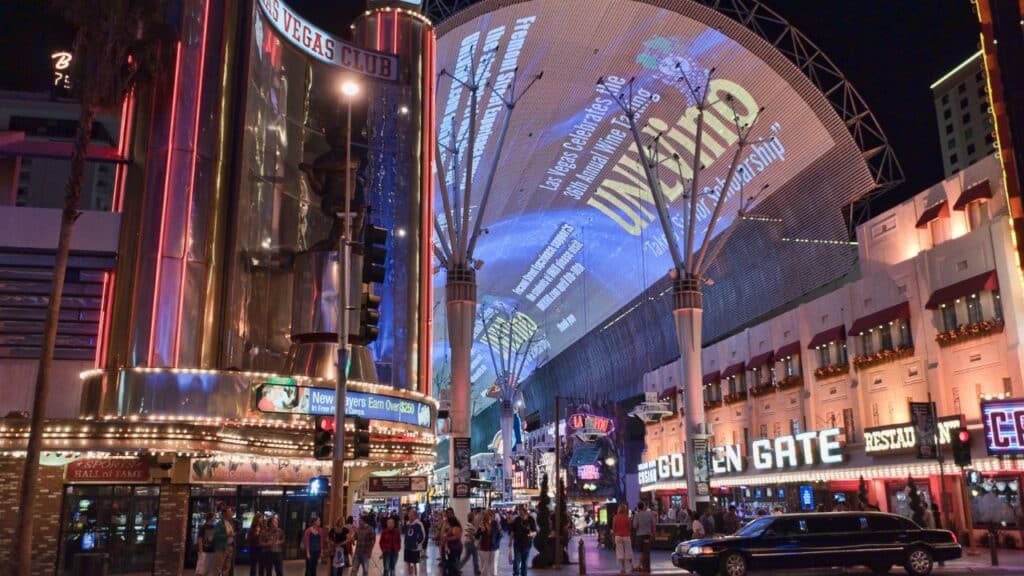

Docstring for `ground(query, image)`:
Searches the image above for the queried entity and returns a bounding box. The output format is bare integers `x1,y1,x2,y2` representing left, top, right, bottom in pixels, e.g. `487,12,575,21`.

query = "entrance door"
282,495,325,559
59,485,161,576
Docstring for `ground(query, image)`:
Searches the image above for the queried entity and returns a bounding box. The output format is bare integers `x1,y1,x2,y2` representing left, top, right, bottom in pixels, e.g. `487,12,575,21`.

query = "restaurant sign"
863,415,962,455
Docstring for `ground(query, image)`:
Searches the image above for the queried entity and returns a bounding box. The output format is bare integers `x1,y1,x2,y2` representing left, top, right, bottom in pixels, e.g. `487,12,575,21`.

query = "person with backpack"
404,509,427,576
259,515,285,576
195,512,217,576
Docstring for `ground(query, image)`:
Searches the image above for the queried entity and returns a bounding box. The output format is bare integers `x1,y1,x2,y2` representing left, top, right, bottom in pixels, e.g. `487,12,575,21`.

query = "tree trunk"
15,103,94,576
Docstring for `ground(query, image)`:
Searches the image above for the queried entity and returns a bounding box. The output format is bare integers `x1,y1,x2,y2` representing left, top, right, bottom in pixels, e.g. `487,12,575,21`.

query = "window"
759,424,768,439
860,332,875,355
967,200,989,230
943,109,952,120
965,127,974,139
960,97,969,109
993,291,1003,321
818,346,832,368
967,143,976,156
837,342,848,365
976,71,985,83
868,515,903,531
880,325,894,351
783,356,796,377
946,138,956,149
967,294,983,324
949,153,959,164
807,515,861,534
898,320,913,348
843,407,856,443
790,418,801,435
945,124,954,135
872,402,880,426
963,112,972,124
941,305,958,331
958,83,967,94
941,94,950,105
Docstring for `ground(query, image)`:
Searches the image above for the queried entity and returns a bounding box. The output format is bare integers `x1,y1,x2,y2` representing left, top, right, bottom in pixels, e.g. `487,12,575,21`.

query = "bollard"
989,528,999,566
578,537,586,575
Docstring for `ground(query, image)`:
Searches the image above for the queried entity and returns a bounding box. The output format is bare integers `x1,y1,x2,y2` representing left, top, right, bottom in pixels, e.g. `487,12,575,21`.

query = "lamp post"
333,78,360,522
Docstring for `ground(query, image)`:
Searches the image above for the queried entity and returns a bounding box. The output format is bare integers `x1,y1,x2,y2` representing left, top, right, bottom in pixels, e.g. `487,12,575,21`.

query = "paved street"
232,535,1024,576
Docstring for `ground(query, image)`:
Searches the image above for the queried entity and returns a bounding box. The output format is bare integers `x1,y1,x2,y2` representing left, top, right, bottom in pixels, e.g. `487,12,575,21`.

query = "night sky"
0,0,979,205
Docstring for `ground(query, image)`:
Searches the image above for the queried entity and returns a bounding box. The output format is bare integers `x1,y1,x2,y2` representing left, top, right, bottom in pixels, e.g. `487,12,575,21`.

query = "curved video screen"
433,0,848,404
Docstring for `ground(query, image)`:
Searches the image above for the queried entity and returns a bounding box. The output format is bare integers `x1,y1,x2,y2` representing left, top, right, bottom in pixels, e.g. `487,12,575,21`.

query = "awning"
702,371,720,385
747,351,774,370
848,302,911,335
953,179,993,210
721,362,745,378
915,201,949,228
925,270,999,309
0,138,126,163
807,325,846,349
774,341,801,358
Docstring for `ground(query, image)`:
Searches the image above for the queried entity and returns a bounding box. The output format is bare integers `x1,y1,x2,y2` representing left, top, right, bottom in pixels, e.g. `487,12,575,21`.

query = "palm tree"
15,2,166,574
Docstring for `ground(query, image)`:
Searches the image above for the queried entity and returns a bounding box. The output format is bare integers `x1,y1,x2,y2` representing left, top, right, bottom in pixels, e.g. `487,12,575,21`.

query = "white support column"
447,266,476,521
500,403,515,501
673,276,708,508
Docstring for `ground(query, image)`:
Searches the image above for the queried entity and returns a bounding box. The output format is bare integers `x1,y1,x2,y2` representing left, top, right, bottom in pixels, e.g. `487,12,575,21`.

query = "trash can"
72,552,110,576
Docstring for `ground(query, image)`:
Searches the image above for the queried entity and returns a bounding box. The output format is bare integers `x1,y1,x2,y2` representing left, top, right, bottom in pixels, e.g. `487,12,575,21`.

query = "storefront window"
898,319,913,348
967,472,1021,528
886,480,933,521
880,325,894,351
967,294,983,324
817,346,831,368
993,291,1003,321
941,305,958,331
860,332,875,355
783,356,797,377
59,485,160,576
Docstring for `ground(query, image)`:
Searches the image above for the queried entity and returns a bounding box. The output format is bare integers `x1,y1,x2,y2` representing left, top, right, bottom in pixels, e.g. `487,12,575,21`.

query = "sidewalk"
232,535,1024,576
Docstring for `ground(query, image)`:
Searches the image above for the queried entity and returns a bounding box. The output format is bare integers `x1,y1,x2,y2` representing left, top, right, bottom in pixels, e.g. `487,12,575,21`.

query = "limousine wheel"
903,547,934,576
720,551,747,576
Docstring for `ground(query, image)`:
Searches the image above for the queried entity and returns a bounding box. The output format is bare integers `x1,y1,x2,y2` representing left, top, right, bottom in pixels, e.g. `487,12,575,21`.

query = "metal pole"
554,395,562,568
333,97,354,523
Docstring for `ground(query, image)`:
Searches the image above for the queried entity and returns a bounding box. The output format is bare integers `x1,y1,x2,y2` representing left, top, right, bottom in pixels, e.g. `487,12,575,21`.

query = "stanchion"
578,538,586,575
989,527,999,566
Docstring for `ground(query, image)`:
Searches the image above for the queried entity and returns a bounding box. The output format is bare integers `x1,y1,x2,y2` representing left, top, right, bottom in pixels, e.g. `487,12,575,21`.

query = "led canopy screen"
434,0,854,404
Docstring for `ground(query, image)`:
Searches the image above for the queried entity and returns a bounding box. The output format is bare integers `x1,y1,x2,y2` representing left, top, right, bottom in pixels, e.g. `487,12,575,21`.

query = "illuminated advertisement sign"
863,415,962,455
637,452,685,487
252,383,433,428
255,0,398,81
435,0,845,400
981,399,1024,455
711,428,844,474
568,412,615,437
577,464,600,480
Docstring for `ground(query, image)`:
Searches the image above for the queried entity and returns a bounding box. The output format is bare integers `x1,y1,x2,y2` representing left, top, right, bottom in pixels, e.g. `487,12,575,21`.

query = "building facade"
642,154,1024,543
932,51,997,178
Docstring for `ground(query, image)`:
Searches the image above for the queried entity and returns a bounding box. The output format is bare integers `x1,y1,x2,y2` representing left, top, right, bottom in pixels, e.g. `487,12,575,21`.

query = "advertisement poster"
453,437,472,498
909,401,937,459
691,437,711,499
367,476,427,493
190,456,331,485
252,383,433,428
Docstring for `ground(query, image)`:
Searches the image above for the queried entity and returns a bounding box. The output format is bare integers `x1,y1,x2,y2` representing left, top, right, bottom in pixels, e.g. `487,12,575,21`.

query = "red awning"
953,179,993,210
0,138,126,163
807,325,846,349
925,270,999,309
658,388,676,401
721,362,745,378
747,351,774,370
848,302,911,335
915,201,949,228
775,341,801,358
702,371,720,385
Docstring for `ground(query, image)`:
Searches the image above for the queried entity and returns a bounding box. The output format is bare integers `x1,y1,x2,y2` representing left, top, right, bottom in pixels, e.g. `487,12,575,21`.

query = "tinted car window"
769,518,807,536
899,518,919,530
805,515,862,534
868,516,902,531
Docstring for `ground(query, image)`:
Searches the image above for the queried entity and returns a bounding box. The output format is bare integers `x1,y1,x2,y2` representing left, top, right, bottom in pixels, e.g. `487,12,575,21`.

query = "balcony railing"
935,318,1004,347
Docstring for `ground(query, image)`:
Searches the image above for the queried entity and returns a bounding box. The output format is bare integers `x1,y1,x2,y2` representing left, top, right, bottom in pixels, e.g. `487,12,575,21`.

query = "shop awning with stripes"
953,179,993,210
807,325,846,349
848,302,911,335
925,270,998,309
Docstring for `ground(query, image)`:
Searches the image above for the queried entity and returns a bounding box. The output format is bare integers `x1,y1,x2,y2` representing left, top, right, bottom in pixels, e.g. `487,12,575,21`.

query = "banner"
452,437,472,498
252,383,433,428
909,401,937,459
65,458,151,483
367,476,427,493
690,436,711,499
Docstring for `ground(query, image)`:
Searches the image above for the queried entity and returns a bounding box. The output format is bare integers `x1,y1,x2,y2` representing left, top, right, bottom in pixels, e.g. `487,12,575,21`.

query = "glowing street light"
341,80,360,97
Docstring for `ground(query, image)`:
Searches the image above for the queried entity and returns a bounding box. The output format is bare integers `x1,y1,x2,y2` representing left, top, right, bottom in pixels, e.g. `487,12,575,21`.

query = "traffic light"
361,225,388,285
352,416,371,459
952,427,972,467
358,286,382,344
313,416,334,460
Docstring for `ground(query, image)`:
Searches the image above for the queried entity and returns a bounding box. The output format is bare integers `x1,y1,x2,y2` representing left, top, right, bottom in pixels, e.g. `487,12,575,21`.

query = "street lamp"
332,77,361,523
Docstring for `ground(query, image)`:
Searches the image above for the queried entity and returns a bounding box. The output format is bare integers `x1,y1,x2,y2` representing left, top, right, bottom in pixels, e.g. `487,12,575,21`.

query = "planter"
776,376,803,391
852,347,915,370
935,319,1005,347
749,384,774,397
704,399,723,410
814,363,849,380
724,392,746,405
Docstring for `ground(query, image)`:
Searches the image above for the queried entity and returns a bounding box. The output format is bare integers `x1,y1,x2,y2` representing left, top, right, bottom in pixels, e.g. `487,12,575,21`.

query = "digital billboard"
434,0,866,406
252,383,434,428
981,399,1024,455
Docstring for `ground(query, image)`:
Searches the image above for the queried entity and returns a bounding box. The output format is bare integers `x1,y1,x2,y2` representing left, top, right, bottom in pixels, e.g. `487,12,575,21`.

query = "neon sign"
568,413,614,434
863,415,962,454
981,399,1024,455
711,428,844,474
637,452,685,486
51,51,72,90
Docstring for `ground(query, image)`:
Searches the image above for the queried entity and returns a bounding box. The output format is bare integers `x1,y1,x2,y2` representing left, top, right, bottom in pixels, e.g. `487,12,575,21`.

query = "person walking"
509,506,537,576
700,509,716,536
211,507,237,576
303,517,324,576
327,517,350,576
612,504,633,575
352,515,376,576
722,506,740,535
461,511,481,576
444,517,464,576
259,516,285,576
690,511,706,539
404,509,427,576
632,502,655,573
195,512,217,576
247,512,265,576
380,516,402,576
476,511,500,576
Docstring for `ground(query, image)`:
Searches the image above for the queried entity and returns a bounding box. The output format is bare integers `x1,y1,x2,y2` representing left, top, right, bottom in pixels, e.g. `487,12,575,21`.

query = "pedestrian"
352,515,376,576
303,517,323,576
259,515,285,576
632,502,655,573
476,511,500,576
923,503,936,529
404,509,427,576
690,511,705,539
722,506,740,535
438,508,454,566
612,503,633,575
195,512,217,576
380,516,402,576
247,511,265,576
700,509,716,535
212,507,237,576
327,517,350,576
461,511,481,576
444,517,464,576
930,501,943,530
509,505,537,576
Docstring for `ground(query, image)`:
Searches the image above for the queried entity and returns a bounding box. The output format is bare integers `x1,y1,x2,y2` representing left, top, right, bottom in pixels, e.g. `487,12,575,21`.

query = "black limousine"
671,512,961,576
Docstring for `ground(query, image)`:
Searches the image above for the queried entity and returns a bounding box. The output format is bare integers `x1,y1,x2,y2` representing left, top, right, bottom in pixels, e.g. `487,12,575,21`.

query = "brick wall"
152,482,189,576
0,458,66,576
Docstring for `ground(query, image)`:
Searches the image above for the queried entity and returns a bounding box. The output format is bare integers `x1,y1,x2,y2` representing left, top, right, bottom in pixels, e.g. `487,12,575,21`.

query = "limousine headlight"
687,546,715,556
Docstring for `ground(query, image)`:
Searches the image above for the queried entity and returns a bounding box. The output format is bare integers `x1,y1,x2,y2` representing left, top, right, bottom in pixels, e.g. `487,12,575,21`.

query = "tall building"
931,51,997,178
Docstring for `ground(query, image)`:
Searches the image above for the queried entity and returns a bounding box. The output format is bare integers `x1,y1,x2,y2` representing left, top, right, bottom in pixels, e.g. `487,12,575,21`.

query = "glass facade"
58,485,161,576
